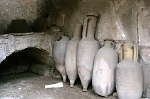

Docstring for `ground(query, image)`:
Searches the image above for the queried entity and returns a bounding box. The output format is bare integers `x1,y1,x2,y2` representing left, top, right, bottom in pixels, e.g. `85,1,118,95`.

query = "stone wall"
136,0,150,94
0,0,37,34
0,0,65,34
54,0,138,41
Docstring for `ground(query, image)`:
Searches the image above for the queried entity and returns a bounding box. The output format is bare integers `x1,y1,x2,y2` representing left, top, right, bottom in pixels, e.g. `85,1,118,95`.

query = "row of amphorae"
53,12,143,99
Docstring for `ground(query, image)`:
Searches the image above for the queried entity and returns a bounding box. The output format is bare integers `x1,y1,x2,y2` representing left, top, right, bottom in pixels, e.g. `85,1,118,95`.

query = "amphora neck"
82,12,100,39
104,40,113,48
123,41,134,61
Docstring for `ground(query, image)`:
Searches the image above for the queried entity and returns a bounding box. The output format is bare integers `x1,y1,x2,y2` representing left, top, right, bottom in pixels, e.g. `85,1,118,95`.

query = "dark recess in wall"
0,47,54,76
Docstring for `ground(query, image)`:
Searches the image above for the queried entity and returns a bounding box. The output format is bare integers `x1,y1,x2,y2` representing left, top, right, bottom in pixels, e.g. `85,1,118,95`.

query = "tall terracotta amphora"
65,24,82,87
92,40,118,97
53,36,69,82
116,41,143,99
77,12,100,92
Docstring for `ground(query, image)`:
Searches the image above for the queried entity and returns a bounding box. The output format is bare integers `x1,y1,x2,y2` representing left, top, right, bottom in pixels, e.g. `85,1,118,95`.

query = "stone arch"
0,47,55,77
0,32,62,63
0,32,62,77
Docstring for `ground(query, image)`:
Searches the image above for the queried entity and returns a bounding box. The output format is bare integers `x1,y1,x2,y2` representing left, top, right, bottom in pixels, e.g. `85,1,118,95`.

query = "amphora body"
77,12,100,91
53,36,69,82
92,40,118,97
116,41,143,99
65,24,82,87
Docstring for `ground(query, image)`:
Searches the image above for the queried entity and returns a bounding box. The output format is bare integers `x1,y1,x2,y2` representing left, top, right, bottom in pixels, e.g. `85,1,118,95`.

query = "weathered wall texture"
135,0,150,94
0,0,66,34
50,0,150,94
55,0,138,41
0,0,38,34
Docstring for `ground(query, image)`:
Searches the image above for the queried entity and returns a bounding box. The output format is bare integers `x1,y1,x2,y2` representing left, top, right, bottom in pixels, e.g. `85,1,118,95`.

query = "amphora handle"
133,44,138,62
82,17,90,38
120,44,123,61
111,41,115,48
104,39,115,48
120,41,138,62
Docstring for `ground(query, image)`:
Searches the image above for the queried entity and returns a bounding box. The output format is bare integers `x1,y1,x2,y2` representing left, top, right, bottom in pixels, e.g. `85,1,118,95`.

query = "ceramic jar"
92,40,118,97
65,24,82,87
77,12,100,91
116,41,143,99
53,36,69,82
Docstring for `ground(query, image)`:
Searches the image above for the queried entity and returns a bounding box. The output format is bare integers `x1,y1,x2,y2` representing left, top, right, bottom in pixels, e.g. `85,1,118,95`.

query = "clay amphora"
77,12,100,92
53,36,69,82
92,40,118,97
65,24,82,87
116,41,143,99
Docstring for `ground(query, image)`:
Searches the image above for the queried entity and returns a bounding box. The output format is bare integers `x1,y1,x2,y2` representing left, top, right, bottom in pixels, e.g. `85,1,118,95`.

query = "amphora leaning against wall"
92,39,118,97
65,24,82,87
77,12,100,92
116,41,143,99
53,36,69,82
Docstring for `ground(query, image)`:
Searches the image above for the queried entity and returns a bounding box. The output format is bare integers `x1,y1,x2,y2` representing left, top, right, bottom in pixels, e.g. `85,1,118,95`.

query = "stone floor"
0,73,117,99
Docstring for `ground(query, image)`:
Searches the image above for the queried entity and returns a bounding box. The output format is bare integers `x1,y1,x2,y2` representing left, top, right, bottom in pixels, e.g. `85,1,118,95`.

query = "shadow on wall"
0,47,55,77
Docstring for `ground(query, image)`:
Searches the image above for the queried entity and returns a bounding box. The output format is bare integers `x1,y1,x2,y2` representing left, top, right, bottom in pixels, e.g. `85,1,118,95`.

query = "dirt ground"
0,73,117,99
